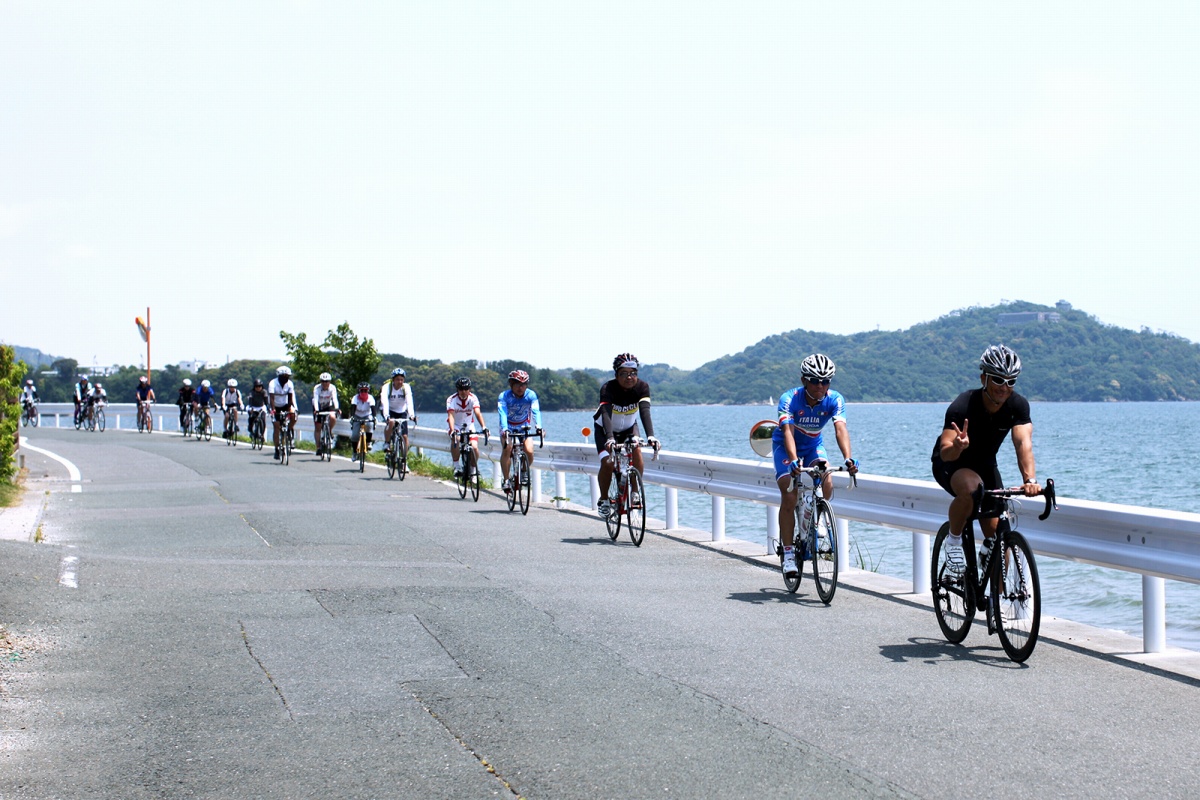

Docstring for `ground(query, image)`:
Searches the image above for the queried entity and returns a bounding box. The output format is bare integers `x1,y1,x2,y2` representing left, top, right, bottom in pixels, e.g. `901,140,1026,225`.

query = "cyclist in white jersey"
221,379,244,439
349,382,378,453
381,368,417,456
268,366,297,460
311,372,340,455
446,376,488,477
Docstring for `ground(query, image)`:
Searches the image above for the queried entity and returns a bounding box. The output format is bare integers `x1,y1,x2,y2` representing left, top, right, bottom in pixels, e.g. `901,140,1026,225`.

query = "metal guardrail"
26,405,1199,652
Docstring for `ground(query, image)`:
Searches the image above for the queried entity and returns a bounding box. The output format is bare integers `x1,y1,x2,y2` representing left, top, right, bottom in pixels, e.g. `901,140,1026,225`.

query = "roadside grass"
0,477,19,509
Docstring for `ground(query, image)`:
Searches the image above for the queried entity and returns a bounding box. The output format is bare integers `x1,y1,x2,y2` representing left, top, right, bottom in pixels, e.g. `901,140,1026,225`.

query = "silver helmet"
980,344,1021,379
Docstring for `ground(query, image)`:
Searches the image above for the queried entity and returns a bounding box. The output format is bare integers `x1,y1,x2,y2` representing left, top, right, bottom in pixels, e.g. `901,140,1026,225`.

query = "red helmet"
508,370,530,384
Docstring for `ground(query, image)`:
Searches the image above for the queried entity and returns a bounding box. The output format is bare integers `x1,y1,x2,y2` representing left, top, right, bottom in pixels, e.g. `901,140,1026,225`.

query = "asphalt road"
3,428,1199,799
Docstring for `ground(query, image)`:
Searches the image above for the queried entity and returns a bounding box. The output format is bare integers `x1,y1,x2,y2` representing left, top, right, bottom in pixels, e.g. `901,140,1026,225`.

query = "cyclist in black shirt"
593,353,660,519
932,344,1041,576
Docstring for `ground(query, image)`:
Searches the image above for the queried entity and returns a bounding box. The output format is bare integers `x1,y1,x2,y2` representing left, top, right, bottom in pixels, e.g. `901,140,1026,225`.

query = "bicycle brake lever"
1038,478,1057,521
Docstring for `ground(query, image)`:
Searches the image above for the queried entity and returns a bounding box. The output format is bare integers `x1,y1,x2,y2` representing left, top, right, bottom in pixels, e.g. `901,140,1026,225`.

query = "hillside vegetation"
653,302,1200,403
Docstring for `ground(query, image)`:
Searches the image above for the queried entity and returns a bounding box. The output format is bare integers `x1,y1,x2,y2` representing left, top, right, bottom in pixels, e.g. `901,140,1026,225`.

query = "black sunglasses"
986,374,1017,387
805,377,831,386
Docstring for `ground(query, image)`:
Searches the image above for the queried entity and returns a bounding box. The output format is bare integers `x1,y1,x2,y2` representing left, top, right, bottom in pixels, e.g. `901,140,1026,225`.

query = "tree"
1,346,24,482
279,323,382,415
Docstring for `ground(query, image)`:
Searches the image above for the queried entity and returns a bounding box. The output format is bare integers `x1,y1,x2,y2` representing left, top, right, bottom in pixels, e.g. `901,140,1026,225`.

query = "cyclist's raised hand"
950,420,969,452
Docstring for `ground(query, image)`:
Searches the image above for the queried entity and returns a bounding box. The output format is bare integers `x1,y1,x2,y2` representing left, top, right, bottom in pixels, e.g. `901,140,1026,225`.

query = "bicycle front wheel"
397,437,408,480
605,477,622,540
468,451,480,501
456,453,469,498
992,531,1041,663
932,522,974,644
518,456,532,515
30,409,39,428
202,415,212,441
811,499,838,604
626,468,646,546
96,408,105,432
358,432,367,472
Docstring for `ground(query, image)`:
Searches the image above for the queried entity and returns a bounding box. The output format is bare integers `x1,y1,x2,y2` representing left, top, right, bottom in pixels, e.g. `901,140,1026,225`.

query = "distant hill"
653,301,1200,403
6,345,64,369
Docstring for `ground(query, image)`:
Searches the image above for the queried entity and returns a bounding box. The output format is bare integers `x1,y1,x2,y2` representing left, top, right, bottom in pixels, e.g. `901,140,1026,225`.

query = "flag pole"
145,307,151,384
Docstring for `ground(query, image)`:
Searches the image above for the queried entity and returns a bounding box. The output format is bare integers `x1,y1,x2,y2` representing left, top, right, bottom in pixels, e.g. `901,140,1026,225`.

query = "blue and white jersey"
498,389,542,430
772,387,846,447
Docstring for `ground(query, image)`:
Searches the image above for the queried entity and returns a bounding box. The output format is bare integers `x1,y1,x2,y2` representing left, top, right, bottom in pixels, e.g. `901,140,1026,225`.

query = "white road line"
19,439,83,493
59,555,80,588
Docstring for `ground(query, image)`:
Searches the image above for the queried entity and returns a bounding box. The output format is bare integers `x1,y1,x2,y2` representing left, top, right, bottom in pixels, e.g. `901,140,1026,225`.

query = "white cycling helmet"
980,344,1021,379
800,353,836,380
277,366,292,376
227,379,238,388
183,379,192,387
319,372,332,382
94,383,103,389
201,379,211,388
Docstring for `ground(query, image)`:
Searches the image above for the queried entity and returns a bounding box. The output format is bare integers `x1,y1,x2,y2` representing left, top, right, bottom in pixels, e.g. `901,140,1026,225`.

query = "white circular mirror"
749,419,777,458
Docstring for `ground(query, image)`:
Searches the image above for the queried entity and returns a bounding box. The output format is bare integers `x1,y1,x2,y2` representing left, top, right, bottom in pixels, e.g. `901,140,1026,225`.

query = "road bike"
273,409,294,465
503,426,544,514
21,401,39,428
352,415,375,473
247,407,267,450
137,401,154,433
179,404,194,438
222,406,240,446
931,479,1056,663
776,462,856,604
603,437,658,547
451,425,488,502
195,405,214,442
74,403,85,430
87,400,106,432
385,416,412,480
314,411,337,462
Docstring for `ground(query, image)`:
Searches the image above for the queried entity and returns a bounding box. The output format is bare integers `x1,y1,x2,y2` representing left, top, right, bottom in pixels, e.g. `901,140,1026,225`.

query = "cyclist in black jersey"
594,353,660,519
932,344,1041,576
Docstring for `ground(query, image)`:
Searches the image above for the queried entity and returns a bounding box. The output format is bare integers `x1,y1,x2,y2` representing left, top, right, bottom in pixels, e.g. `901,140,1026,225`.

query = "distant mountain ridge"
652,301,1200,403
6,345,64,369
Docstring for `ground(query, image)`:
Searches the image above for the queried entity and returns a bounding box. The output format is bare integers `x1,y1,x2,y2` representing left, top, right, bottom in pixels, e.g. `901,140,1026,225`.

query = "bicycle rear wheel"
992,530,1041,663
811,499,838,604
605,477,622,540
932,522,974,644
518,456,532,515
625,468,646,546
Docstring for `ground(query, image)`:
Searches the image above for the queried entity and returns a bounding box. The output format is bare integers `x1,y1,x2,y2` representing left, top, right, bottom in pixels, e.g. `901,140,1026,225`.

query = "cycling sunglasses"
805,377,831,386
986,374,1017,387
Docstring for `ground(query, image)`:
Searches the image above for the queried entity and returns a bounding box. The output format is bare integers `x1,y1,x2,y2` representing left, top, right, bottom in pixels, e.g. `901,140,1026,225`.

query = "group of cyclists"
29,344,1040,583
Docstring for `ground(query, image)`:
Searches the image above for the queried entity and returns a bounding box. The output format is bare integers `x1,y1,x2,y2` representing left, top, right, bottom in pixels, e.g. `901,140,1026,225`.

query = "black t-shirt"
931,389,1031,470
594,378,652,434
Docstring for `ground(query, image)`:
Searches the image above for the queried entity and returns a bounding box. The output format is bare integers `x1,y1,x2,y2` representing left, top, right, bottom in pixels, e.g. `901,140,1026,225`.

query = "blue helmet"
392,367,406,377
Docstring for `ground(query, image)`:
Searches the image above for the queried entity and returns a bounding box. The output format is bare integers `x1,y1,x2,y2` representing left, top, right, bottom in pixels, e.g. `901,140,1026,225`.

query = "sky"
2,2,1197,373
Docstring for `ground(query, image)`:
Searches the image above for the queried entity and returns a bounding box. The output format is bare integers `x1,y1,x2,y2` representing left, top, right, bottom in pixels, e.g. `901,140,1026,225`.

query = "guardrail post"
532,469,543,503
1143,575,1166,653
115,415,121,429
712,496,725,542
665,487,679,530
589,476,600,511
912,531,930,594
837,518,850,572
55,414,60,428
555,472,567,509
767,506,779,555
493,461,503,486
